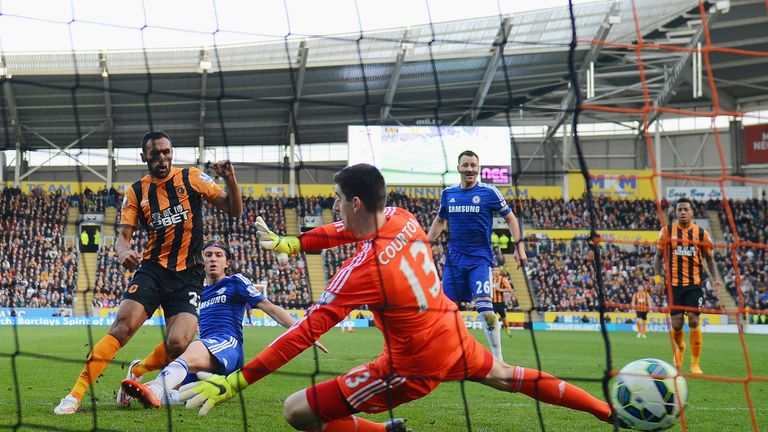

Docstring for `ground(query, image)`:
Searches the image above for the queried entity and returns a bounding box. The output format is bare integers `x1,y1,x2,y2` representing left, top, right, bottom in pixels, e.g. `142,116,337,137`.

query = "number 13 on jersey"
399,241,441,312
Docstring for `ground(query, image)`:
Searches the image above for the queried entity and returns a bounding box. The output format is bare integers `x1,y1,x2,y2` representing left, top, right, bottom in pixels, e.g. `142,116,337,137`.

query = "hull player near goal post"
654,197,723,374
631,284,652,339
119,240,327,408
426,150,526,360
177,163,621,431
54,131,243,414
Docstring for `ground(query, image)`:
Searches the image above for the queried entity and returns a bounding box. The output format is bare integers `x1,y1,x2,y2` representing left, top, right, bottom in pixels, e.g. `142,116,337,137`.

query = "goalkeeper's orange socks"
322,416,386,431
132,341,171,378
71,334,122,400
512,366,612,422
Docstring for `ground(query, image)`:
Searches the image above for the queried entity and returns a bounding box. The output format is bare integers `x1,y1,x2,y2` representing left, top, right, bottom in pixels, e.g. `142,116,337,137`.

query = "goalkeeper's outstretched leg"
481,357,617,425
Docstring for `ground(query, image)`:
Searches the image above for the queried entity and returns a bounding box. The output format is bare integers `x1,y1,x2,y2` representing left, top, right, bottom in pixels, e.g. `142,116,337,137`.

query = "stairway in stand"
66,207,79,235
284,207,299,236
104,207,117,235
321,209,335,225
74,252,98,316
707,210,737,320
503,254,539,321
306,254,327,302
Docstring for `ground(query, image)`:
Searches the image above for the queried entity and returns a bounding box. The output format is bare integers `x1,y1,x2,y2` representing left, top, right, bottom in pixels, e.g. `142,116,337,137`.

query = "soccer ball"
611,358,688,431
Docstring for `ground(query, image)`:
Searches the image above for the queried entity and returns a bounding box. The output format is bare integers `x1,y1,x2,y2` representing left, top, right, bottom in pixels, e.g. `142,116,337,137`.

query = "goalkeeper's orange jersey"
242,207,474,383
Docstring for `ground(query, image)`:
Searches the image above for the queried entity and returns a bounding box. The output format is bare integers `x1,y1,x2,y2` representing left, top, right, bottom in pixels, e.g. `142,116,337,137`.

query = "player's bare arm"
703,249,723,297
502,211,527,268
115,224,141,271
210,160,243,217
257,299,329,353
427,215,446,244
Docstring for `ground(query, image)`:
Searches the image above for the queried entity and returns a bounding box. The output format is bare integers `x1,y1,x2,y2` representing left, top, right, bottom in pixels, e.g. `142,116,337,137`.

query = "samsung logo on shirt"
199,295,226,309
448,205,480,213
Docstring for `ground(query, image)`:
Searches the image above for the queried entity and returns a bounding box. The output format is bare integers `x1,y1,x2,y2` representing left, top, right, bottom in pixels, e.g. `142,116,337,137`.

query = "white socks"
482,311,503,361
149,358,189,403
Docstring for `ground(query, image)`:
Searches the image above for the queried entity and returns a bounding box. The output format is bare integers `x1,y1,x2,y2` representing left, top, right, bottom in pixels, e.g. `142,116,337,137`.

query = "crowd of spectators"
10,184,764,316
68,187,121,213
511,197,661,230
0,187,78,308
716,198,768,310
527,239,722,313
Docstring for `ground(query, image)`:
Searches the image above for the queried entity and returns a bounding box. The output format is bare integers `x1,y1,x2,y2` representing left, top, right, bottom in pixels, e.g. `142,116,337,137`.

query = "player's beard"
462,171,478,185
148,160,170,178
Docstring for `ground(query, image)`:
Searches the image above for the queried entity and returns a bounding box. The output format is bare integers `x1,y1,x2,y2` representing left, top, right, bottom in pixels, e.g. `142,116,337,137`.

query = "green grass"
1,326,767,431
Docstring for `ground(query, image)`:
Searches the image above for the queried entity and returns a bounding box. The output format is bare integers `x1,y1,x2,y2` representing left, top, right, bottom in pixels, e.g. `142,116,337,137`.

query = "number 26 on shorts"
475,280,490,296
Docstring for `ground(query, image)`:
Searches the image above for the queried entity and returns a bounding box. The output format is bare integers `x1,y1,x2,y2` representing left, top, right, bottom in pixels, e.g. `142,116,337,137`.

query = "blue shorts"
442,264,493,303
200,336,244,375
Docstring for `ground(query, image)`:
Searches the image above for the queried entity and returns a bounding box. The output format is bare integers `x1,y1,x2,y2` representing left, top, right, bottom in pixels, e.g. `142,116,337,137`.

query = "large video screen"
348,126,511,185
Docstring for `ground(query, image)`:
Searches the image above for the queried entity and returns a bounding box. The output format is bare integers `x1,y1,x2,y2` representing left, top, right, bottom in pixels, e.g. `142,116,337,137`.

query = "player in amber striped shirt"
631,284,652,339
55,130,243,414
492,266,514,336
654,197,723,374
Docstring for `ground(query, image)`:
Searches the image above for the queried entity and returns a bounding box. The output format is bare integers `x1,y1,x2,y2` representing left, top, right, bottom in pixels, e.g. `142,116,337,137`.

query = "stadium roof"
0,0,766,151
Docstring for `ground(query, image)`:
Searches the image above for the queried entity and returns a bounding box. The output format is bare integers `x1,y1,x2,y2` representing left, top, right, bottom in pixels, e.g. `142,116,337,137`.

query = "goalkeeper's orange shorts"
306,338,494,420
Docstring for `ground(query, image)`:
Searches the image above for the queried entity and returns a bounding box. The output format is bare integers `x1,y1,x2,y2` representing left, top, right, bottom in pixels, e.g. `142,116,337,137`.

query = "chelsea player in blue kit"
427,150,526,360
121,240,327,408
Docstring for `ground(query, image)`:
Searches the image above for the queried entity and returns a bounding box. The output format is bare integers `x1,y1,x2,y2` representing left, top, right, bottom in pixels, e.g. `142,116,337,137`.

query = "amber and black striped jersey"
658,222,713,288
632,291,651,312
120,167,223,272
492,274,512,303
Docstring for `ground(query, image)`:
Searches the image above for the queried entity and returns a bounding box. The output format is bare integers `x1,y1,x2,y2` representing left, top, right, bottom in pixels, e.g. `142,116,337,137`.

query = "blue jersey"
198,273,265,344
438,182,511,265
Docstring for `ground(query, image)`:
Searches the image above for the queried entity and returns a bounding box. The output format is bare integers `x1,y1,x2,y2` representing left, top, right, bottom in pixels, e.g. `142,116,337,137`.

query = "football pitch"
1,326,766,431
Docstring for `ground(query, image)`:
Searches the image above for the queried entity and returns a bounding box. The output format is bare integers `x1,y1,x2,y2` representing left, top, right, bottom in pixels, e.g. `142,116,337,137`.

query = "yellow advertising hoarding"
526,229,659,243
4,181,562,200
567,169,656,200
387,185,561,200
544,311,724,325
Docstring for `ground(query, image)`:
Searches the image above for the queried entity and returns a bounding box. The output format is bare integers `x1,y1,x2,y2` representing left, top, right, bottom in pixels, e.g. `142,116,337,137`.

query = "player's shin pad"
178,371,249,416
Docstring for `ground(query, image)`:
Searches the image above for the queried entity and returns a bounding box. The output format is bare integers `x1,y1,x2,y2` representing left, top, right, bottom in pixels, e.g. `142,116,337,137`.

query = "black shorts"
123,261,204,318
492,302,507,318
636,311,648,320
670,286,703,316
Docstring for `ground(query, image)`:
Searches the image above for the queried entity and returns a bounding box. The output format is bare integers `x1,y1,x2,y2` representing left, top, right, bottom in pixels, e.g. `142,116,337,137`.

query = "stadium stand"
0,188,77,308
511,197,661,230
528,240,721,313
716,198,768,310
6,188,752,314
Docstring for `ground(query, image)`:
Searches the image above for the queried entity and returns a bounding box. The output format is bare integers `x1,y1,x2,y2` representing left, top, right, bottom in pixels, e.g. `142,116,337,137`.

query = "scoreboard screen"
348,126,511,186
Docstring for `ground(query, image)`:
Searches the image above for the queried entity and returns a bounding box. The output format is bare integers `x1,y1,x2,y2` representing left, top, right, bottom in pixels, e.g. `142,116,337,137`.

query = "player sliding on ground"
179,164,620,431
120,240,327,408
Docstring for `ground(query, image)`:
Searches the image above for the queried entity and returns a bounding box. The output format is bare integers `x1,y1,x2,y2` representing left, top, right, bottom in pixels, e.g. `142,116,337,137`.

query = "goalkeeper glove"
255,216,301,255
178,370,249,416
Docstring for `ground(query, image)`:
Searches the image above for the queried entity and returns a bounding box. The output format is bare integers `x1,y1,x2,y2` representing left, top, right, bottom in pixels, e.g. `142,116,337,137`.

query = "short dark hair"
141,130,172,153
333,164,386,213
458,150,479,164
675,197,693,209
